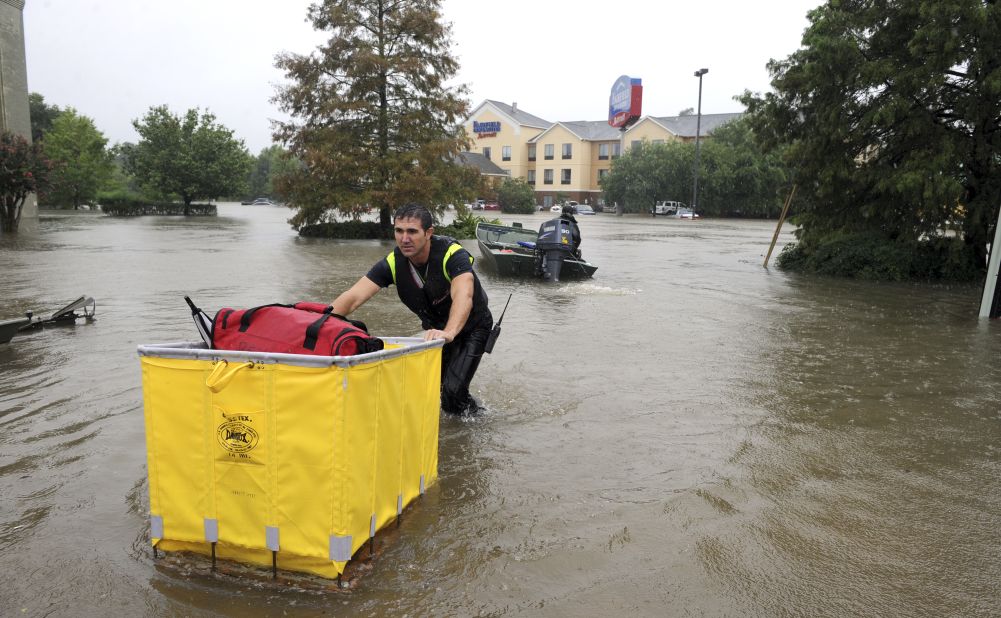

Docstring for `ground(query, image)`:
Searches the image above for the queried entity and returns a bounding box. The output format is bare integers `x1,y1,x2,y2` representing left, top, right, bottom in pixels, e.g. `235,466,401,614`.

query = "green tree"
126,105,251,214
497,177,536,214
42,109,115,209
29,92,61,142
696,118,789,217
741,0,1001,272
0,131,51,233
247,145,298,201
601,142,692,213
274,0,477,232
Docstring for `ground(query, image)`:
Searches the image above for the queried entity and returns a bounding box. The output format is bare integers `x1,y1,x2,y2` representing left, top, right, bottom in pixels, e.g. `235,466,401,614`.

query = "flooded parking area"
2,204,1000,616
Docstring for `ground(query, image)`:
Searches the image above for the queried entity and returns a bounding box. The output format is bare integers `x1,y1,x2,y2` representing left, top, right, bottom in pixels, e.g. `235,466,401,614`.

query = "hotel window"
483,146,491,160
528,144,536,161
544,144,554,160
543,169,553,185
562,143,572,159
561,169,571,185
598,169,609,181
652,139,664,145
611,143,621,158
527,170,536,185
630,140,641,150
502,145,511,161
599,144,609,160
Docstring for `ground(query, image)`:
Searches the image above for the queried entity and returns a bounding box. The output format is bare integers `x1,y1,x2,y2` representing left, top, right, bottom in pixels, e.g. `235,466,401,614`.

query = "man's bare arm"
331,277,381,316
425,272,473,343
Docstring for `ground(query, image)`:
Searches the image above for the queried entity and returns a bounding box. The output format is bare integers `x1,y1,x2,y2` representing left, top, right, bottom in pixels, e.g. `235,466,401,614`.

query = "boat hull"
475,222,597,279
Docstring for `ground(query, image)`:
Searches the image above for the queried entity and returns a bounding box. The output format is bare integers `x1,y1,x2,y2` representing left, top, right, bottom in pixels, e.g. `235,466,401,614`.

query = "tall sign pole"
691,68,708,215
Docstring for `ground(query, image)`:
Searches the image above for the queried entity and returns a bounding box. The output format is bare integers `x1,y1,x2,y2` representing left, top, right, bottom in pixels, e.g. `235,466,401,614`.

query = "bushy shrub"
101,200,216,216
298,220,392,239
435,209,500,239
777,233,982,281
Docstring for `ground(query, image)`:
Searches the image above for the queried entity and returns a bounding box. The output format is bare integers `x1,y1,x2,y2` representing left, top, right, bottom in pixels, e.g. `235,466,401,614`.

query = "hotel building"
462,100,741,209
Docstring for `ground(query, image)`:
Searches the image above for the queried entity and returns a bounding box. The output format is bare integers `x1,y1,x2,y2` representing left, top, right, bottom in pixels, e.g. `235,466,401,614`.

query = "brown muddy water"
1,204,1000,617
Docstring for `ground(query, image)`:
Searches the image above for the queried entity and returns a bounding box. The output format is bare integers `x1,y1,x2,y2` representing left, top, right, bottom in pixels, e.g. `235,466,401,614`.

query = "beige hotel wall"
531,124,593,193
463,111,543,180
623,118,684,150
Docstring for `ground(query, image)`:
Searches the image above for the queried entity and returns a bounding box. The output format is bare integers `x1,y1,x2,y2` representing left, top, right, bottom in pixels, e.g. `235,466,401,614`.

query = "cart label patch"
215,409,265,464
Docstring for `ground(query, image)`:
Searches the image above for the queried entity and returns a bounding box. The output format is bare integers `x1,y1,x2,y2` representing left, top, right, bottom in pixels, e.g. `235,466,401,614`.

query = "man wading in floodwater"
331,203,493,415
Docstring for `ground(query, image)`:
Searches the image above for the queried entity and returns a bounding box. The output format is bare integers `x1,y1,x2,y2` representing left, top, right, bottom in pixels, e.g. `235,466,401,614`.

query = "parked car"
483,201,500,211
576,204,596,215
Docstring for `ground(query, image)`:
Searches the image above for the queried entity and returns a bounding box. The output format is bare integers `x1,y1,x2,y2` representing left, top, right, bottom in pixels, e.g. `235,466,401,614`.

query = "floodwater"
2,204,1000,617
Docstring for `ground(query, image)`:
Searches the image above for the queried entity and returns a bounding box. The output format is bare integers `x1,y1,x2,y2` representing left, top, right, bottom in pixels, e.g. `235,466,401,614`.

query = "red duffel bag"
212,302,384,356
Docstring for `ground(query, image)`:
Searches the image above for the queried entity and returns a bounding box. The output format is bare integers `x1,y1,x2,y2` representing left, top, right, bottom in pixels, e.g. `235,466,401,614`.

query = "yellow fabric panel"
420,348,442,488
374,356,404,534
141,357,212,543
341,362,380,556
208,363,273,550
273,365,342,560
400,352,426,505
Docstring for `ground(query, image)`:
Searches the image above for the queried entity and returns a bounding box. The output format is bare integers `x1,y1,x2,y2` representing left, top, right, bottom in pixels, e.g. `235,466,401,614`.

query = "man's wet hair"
393,203,434,231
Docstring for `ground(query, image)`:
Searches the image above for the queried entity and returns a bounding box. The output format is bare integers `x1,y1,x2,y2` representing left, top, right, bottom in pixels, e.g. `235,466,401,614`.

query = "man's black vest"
386,235,490,331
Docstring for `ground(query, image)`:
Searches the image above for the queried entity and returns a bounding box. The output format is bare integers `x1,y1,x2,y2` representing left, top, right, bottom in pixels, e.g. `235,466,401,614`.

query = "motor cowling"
536,218,575,253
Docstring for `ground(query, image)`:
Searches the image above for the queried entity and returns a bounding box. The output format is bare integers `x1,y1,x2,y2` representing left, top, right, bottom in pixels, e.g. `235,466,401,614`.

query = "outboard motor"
535,217,576,282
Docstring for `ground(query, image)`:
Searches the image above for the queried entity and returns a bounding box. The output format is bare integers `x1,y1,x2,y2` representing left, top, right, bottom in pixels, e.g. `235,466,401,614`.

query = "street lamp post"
691,68,708,216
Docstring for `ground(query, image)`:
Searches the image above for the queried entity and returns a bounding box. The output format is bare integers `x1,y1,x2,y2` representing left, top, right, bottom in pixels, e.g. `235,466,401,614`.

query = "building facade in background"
0,0,37,227
463,99,741,209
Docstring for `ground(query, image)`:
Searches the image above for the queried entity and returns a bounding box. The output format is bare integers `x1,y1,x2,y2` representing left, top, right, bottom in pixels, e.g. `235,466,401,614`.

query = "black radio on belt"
484,293,512,354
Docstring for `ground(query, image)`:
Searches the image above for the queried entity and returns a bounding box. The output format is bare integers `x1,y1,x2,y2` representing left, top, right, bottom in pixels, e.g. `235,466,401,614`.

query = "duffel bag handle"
292,303,368,332
294,302,333,314
239,303,294,332
206,360,254,393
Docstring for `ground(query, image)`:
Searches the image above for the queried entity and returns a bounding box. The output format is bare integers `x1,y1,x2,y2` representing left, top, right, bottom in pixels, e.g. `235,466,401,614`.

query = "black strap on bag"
303,310,333,351
303,307,374,352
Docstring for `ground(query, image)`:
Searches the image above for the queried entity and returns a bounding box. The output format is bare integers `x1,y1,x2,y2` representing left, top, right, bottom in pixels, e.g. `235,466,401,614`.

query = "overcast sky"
23,0,823,154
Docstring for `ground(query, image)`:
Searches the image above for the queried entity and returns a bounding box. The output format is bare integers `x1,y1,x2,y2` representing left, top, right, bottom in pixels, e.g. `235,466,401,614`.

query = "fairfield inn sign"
608,75,643,129
473,120,501,138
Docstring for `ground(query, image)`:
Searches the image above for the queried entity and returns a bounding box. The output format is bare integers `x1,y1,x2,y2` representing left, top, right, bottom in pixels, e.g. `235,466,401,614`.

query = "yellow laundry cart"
137,337,443,578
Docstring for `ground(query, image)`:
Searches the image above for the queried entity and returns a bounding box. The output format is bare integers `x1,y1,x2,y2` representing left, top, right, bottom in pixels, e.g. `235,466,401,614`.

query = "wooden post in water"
764,185,797,268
